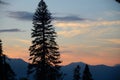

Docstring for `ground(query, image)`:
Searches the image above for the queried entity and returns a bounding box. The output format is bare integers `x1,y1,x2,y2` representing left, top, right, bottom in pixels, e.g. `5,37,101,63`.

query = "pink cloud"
4,45,29,62
3,44,120,66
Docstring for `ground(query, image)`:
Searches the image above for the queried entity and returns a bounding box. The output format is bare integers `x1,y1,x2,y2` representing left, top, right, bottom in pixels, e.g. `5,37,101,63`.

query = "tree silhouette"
28,0,61,80
82,64,93,80
73,65,81,80
0,39,16,80
116,0,120,3
0,39,4,80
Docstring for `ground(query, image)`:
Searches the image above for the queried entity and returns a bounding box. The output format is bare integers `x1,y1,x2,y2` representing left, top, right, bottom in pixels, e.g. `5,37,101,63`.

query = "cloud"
0,0,9,5
55,20,120,28
55,20,120,37
105,11,120,17
58,29,89,37
99,39,120,44
8,11,87,22
15,39,31,45
4,45,29,62
8,11,33,21
54,15,86,22
0,29,23,33
60,44,120,66
7,11,120,38
107,39,120,44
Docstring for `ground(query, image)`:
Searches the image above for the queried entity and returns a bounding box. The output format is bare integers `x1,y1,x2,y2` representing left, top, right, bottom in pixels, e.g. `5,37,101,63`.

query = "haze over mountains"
7,58,120,80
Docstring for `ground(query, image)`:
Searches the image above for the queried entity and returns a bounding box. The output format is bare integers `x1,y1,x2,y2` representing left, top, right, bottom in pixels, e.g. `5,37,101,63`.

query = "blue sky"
0,0,120,66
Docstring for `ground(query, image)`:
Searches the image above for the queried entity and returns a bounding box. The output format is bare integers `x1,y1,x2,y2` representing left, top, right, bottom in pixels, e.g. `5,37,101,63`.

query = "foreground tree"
82,64,93,80
0,39,16,80
28,0,61,80
73,65,81,80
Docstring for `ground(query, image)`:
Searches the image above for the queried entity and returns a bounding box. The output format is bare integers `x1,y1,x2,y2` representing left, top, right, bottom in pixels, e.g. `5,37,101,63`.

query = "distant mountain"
6,58,28,79
62,62,120,80
6,58,120,80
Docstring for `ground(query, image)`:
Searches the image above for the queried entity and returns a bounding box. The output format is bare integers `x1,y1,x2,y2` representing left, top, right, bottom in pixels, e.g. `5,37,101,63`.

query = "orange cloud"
58,29,89,37
15,39,31,45
55,20,120,28
59,44,120,66
61,52,120,66
3,43,120,66
54,20,120,37
4,45,29,62
100,39,120,44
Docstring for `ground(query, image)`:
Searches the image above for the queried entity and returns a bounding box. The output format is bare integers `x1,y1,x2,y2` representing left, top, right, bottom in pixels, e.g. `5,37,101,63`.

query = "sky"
0,0,120,66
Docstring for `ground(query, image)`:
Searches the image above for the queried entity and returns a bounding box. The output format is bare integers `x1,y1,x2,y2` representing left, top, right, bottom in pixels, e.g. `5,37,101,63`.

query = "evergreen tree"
28,0,61,80
82,64,93,80
0,39,16,80
73,65,81,80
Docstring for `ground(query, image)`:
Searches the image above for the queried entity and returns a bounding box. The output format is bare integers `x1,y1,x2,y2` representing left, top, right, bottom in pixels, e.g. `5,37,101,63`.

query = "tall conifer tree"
28,0,61,80
73,65,81,80
82,64,93,80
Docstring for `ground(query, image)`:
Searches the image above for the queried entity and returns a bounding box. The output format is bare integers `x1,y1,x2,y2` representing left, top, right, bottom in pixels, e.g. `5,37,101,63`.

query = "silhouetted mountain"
62,62,120,80
6,58,120,80
6,58,28,79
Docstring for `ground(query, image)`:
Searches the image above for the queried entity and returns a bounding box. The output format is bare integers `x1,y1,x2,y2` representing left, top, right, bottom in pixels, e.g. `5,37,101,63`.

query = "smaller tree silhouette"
73,65,81,80
82,64,93,80
0,39,16,80
0,39,4,80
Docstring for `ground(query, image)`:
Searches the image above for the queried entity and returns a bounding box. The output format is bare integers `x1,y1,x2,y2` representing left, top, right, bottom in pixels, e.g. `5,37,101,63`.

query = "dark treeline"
73,65,93,80
0,0,94,80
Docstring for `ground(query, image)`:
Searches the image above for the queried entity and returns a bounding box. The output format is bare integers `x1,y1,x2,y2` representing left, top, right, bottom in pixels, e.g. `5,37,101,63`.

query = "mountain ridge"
6,58,120,80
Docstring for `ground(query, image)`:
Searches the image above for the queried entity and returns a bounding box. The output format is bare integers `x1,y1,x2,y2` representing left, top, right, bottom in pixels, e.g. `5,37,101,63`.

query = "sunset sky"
0,0,120,66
